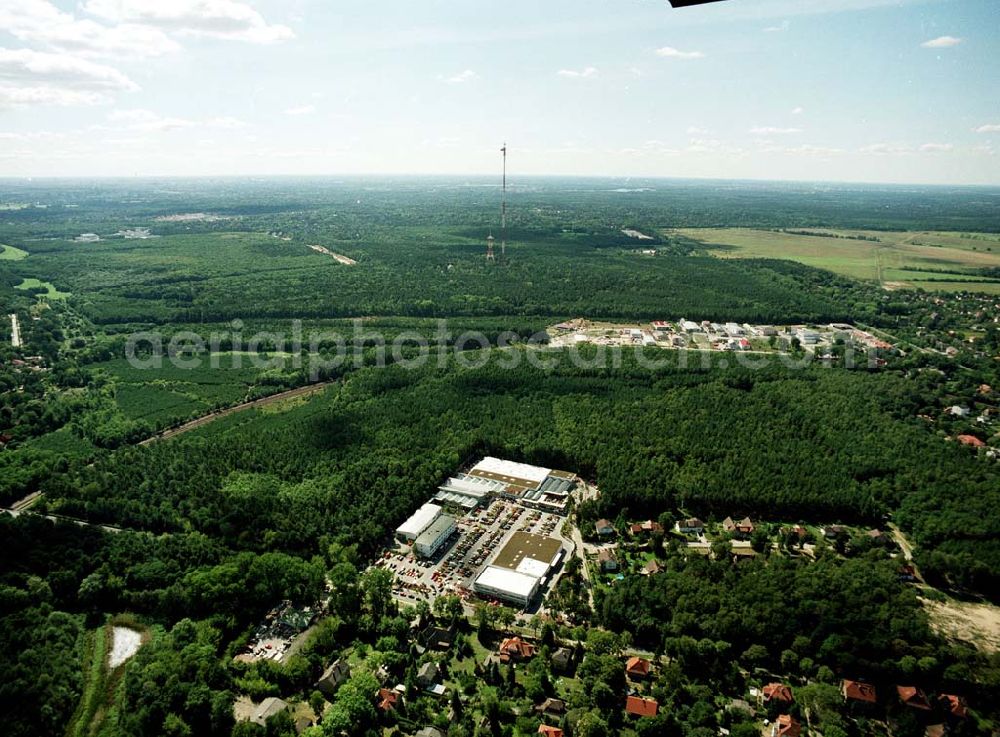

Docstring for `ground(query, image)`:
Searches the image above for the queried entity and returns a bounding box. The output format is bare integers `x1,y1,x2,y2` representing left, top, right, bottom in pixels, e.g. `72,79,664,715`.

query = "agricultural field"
675,227,1000,291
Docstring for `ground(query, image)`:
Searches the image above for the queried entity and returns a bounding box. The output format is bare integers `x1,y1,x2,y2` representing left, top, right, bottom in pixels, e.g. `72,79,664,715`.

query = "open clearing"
673,228,1000,292
0,244,28,260
923,596,1000,652
308,244,357,265
15,277,71,299
108,626,142,669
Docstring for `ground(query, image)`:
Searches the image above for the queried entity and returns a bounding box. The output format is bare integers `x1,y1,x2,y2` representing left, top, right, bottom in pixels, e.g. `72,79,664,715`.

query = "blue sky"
0,0,997,183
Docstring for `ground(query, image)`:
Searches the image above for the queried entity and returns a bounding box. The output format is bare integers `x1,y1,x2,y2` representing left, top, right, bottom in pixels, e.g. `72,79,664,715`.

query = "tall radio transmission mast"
500,143,507,263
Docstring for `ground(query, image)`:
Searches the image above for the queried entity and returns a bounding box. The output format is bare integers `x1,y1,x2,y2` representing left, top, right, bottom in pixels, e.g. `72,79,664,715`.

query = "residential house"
761,683,794,705
723,516,755,539
551,647,574,673
498,636,536,663
625,695,659,718
867,529,887,543
376,688,400,712
771,714,801,737
957,434,986,448
625,656,651,679
250,697,289,727
641,559,663,576
416,729,445,737
898,564,918,582
595,519,616,538
948,405,971,418
316,659,351,698
629,520,664,536
538,727,563,737
842,680,877,705
417,624,457,651
787,525,809,540
598,549,619,572
417,661,440,688
897,686,932,711
535,698,567,717
823,525,848,540
939,694,968,719
675,518,705,535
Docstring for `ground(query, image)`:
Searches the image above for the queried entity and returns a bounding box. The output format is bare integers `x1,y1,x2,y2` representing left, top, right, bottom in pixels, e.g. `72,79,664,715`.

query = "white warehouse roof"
515,557,551,578
474,565,539,599
472,457,551,486
396,503,442,540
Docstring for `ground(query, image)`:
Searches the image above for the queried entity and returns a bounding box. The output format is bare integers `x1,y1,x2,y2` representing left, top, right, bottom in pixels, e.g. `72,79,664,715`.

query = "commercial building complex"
473,530,566,608
396,503,443,542
432,456,577,515
414,514,457,558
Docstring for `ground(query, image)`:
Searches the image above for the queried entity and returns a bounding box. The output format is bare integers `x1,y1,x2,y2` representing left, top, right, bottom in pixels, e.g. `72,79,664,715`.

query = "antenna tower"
500,143,507,263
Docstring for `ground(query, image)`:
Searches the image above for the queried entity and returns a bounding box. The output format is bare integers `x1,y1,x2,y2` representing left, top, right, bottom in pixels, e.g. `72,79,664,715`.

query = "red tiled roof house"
625,695,659,718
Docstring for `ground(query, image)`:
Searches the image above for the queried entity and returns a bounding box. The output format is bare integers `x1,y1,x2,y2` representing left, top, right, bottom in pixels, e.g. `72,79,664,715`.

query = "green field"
94,355,299,426
675,227,1000,292
15,277,71,299
0,244,28,260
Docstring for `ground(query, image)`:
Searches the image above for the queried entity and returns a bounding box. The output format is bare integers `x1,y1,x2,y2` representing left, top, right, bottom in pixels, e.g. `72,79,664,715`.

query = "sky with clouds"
0,0,997,184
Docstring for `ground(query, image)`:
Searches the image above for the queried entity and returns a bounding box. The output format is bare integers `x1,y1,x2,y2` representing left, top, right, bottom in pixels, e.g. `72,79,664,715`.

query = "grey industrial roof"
416,515,455,547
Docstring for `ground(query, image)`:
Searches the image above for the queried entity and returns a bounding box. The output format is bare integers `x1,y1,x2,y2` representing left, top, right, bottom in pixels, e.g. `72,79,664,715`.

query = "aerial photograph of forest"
1,1,999,737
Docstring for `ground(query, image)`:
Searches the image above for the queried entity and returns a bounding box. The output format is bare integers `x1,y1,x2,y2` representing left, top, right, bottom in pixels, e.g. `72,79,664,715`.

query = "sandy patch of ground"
108,626,142,669
923,597,1000,652
308,244,357,265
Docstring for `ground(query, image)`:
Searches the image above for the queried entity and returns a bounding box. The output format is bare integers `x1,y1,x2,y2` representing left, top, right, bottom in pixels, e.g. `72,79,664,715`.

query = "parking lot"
374,498,565,609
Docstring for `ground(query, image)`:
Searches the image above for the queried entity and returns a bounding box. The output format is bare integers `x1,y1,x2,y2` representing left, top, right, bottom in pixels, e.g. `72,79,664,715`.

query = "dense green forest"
39,351,1000,594
2,178,999,737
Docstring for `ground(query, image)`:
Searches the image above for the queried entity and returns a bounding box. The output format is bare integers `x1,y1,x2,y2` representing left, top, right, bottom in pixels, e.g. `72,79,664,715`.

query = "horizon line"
2,173,1000,189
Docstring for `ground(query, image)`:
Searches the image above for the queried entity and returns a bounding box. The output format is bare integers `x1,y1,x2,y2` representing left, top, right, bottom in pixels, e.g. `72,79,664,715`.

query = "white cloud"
0,130,65,141
283,104,315,116
749,126,802,135
108,108,193,131
445,69,477,84
919,142,953,152
763,21,790,33
757,142,844,157
557,66,598,78
82,0,294,44
206,116,246,129
0,0,179,58
791,106,804,115
860,143,912,155
106,108,246,132
921,35,962,49
686,126,710,135
654,46,705,60
974,123,1000,133
0,47,137,108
